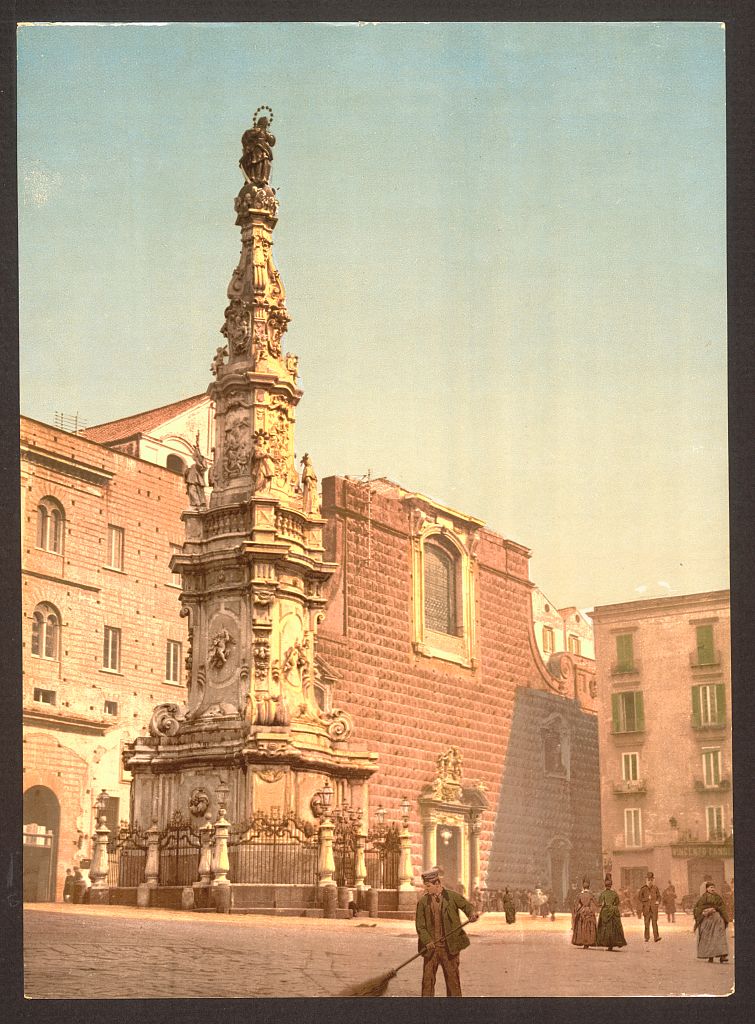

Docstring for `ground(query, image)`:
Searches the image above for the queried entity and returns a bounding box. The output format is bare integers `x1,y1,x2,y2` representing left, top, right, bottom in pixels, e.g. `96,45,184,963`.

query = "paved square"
23,905,734,999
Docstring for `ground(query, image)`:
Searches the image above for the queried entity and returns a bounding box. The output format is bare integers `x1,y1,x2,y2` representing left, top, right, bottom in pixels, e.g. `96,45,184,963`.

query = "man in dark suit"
638,871,662,942
415,868,478,997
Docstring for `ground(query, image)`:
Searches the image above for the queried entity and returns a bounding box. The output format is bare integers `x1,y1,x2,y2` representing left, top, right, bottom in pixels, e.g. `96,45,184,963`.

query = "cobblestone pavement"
24,905,734,999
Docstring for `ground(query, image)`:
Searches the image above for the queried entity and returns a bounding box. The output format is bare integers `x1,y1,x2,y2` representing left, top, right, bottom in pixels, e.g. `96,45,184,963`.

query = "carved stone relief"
222,299,252,355
223,406,251,478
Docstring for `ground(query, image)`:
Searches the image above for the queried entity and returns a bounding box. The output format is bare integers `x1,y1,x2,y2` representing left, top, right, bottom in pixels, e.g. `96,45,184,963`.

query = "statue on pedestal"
184,436,209,511
240,107,275,186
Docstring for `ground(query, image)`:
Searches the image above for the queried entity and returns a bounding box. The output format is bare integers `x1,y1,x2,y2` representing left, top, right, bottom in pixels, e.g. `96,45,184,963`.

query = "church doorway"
436,824,462,893
23,786,60,902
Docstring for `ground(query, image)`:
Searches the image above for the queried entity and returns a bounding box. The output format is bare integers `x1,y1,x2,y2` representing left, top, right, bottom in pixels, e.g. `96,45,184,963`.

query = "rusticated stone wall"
317,475,600,885
485,688,602,898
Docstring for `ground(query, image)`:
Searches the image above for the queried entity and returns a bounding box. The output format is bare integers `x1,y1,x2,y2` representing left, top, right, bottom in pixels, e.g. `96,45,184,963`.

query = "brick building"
591,591,732,903
21,414,191,901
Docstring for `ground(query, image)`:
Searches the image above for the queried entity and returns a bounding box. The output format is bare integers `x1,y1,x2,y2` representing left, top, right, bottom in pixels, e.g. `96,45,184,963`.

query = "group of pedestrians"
571,871,730,962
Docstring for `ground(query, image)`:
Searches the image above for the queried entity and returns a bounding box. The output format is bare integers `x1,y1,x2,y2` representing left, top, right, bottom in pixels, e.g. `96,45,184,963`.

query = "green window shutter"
696,625,714,665
617,634,633,669
611,693,621,733
715,683,726,724
691,686,701,728
635,691,645,731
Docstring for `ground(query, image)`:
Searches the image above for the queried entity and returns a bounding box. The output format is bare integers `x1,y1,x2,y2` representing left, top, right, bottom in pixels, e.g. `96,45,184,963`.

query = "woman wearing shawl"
693,880,729,963
502,888,516,924
596,874,627,951
571,877,599,949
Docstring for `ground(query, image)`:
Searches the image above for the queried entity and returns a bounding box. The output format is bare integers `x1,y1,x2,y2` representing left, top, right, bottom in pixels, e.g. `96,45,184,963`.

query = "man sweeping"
415,868,478,997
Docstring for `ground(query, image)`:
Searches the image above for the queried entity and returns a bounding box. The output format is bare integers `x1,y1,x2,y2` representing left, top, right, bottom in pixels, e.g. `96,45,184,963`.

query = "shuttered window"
424,542,459,636
616,634,634,671
692,683,725,727
611,691,645,733
695,625,715,665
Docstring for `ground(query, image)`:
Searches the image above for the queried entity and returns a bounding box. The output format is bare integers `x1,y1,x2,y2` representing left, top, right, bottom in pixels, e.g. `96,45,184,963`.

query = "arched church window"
424,538,461,636
166,454,187,475
31,603,60,660
36,498,64,554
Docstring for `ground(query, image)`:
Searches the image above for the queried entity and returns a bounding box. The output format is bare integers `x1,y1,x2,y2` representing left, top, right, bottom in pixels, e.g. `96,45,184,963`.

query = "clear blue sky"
17,21,728,609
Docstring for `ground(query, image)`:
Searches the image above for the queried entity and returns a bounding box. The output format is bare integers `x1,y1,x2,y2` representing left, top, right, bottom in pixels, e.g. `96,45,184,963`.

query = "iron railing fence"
365,824,401,890
228,811,318,885
157,812,201,886
107,823,149,888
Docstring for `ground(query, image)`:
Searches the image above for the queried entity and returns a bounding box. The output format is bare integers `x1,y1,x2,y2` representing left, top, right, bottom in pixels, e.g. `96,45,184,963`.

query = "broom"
338,916,478,998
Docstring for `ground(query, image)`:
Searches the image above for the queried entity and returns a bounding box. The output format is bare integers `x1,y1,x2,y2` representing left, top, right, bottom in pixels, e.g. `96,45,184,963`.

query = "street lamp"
216,780,229,815
94,789,109,824
375,805,386,827
400,796,410,824
321,780,333,812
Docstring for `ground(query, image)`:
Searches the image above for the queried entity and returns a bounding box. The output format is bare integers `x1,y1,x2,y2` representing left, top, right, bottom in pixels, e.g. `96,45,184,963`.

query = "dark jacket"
415,887,476,956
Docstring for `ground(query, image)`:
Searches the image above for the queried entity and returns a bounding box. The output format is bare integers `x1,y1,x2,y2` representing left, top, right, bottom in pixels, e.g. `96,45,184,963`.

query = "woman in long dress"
503,888,516,924
693,881,729,963
596,874,627,951
571,878,599,948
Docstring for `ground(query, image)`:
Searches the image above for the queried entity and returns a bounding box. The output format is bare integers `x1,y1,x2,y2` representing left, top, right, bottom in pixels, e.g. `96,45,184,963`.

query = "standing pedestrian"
662,881,677,923
693,880,729,963
62,868,75,903
571,877,599,949
639,871,662,942
502,888,516,924
596,874,627,952
415,868,478,997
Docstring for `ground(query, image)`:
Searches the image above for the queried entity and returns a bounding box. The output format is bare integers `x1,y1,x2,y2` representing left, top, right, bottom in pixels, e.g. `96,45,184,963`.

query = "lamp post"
89,789,111,899
318,778,336,891
397,795,415,909
212,780,231,906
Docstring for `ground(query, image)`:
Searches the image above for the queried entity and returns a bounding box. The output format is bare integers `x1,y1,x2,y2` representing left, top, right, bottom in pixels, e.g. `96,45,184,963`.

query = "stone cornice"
21,444,115,486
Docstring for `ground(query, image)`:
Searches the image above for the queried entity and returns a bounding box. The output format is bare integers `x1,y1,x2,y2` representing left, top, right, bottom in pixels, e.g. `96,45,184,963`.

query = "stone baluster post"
198,816,214,886
88,815,111,902
211,800,231,913
397,806,416,912
354,813,367,899
318,814,336,890
422,814,437,872
144,820,161,887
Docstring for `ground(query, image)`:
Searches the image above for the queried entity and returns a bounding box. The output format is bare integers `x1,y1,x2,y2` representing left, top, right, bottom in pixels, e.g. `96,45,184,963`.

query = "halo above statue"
253,105,274,125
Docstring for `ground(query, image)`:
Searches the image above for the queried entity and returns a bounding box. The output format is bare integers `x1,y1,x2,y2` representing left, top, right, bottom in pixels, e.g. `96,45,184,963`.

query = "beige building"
592,591,732,903
532,587,594,660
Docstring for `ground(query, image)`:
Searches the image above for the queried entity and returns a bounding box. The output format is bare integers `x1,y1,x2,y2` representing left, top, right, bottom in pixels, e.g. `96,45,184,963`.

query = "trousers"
421,949,462,997
643,905,660,940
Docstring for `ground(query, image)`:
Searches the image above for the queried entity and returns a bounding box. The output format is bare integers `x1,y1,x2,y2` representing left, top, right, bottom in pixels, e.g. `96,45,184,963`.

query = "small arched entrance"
23,786,60,902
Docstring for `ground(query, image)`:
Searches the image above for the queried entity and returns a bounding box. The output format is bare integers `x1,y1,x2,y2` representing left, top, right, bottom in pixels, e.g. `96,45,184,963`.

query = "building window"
106,525,125,570
36,498,64,554
30,604,60,660
542,626,554,654
567,634,581,655
622,752,640,782
165,640,182,683
695,624,715,666
166,454,186,475
616,633,634,671
624,808,642,847
692,684,725,727
103,626,121,672
170,544,182,587
706,806,725,841
104,699,119,716
423,539,461,636
33,687,56,705
611,691,645,733
702,749,722,787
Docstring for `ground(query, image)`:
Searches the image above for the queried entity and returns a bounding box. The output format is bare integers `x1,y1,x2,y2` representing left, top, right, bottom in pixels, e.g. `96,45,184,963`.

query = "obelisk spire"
208,109,302,510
